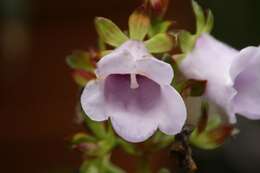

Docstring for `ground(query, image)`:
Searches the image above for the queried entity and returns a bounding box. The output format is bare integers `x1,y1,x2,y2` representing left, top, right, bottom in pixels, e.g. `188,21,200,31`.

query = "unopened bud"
150,0,169,17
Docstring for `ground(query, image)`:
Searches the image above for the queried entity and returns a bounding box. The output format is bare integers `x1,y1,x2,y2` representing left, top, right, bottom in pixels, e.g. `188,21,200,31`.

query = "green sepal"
192,0,214,34
192,0,205,34
98,37,106,51
72,70,96,87
95,17,129,47
102,156,126,173
204,10,214,33
117,139,141,156
96,139,116,157
178,30,196,54
177,1,214,59
152,131,175,150
84,115,107,140
80,156,125,173
80,159,100,173
101,50,113,57
190,115,235,150
172,54,185,65
129,7,150,41
66,51,95,72
71,132,97,145
148,19,172,38
145,33,175,53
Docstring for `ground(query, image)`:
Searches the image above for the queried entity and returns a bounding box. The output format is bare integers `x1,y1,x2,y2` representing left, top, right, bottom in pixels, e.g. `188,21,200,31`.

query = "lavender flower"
81,40,187,143
179,33,260,123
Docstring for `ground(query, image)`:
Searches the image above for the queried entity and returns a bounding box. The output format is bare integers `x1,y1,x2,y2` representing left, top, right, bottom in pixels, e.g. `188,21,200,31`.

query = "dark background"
0,0,259,173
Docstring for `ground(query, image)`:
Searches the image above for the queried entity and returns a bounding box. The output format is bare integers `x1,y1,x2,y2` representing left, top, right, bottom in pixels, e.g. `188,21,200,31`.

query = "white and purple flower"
81,40,187,143
179,33,260,123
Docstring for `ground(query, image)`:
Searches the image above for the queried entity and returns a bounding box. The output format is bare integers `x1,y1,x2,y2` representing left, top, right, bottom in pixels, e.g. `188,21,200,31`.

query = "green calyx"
129,6,151,41
190,115,236,150
176,0,214,61
95,5,175,55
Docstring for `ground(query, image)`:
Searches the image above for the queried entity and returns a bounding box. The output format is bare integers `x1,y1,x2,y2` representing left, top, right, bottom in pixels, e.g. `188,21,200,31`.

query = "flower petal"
104,74,162,142
179,33,238,121
96,40,152,78
110,113,159,143
205,81,237,123
136,57,174,85
230,46,260,120
96,48,135,78
159,85,187,135
179,33,238,82
230,46,260,82
119,40,151,60
80,80,108,121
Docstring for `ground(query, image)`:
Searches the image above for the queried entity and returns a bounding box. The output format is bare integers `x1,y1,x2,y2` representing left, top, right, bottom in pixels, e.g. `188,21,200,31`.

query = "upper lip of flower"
96,40,174,85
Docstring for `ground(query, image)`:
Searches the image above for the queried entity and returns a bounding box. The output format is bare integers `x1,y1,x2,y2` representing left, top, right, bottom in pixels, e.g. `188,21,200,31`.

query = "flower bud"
149,0,169,17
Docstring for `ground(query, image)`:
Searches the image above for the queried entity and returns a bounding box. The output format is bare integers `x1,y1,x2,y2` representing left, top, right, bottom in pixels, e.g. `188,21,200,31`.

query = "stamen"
130,73,139,89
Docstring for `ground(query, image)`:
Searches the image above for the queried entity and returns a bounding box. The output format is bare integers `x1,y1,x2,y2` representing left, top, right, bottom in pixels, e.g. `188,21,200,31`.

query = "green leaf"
129,7,150,41
66,51,94,72
145,33,174,53
95,17,129,47
148,19,172,38
178,30,196,54
192,0,205,34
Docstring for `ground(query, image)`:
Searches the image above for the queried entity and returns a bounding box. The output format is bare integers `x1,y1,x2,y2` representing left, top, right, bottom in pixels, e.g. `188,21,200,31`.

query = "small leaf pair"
177,0,214,55
95,6,174,54
192,0,214,34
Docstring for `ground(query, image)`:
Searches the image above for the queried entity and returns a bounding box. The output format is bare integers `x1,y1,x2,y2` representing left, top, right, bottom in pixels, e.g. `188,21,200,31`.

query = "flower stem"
136,153,151,173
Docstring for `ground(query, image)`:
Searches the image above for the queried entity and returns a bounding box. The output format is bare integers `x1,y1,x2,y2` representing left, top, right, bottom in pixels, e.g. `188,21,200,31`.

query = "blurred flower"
179,33,260,123
81,40,187,143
